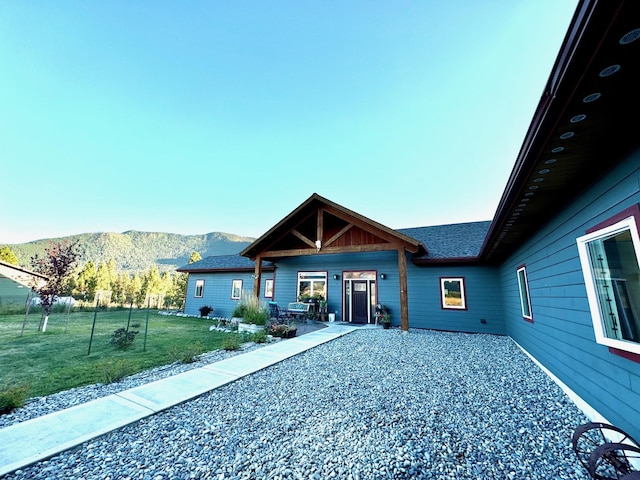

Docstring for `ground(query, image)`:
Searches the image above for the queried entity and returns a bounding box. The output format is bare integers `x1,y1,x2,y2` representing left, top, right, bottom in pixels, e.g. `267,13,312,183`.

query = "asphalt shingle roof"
177,221,491,272
398,221,491,260
177,255,274,272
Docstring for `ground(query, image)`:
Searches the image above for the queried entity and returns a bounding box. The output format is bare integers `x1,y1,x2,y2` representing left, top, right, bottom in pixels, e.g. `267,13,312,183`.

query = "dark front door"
352,280,369,324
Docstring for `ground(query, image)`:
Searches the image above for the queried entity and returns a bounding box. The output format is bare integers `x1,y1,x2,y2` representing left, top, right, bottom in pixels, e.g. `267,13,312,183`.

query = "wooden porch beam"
253,255,262,298
398,248,409,331
317,207,324,245
262,242,398,259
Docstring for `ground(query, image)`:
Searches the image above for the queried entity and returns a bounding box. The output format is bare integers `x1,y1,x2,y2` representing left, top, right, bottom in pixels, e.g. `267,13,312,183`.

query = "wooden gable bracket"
291,229,317,249
321,204,420,253
323,223,354,248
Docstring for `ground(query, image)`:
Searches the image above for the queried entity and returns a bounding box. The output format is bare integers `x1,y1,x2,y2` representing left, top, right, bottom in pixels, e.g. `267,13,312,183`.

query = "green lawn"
0,308,236,399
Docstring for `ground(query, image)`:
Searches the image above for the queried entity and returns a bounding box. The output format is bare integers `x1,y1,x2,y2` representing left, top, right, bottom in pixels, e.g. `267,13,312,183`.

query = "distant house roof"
176,255,275,273
0,260,48,287
399,221,492,263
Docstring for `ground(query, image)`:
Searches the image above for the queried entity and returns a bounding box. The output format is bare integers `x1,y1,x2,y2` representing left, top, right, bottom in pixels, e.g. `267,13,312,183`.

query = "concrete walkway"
0,322,362,477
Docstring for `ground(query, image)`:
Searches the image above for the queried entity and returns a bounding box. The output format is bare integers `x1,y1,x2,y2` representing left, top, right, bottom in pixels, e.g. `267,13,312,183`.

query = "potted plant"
233,295,268,334
376,304,391,329
268,322,297,338
318,299,328,321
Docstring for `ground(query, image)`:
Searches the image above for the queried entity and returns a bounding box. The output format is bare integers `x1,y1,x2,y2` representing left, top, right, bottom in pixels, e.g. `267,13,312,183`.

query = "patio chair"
268,302,290,323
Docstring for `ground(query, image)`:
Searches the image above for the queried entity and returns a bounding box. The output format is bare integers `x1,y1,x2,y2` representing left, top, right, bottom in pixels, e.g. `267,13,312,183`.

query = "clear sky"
0,1,579,244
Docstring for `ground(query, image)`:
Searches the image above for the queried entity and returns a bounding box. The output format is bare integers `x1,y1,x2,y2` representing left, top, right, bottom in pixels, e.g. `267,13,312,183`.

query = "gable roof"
481,0,640,263
399,221,492,264
176,255,274,273
241,193,427,260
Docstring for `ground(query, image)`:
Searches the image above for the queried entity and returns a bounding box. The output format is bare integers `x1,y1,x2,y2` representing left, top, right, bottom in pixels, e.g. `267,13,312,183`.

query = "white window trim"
577,215,640,355
516,266,533,321
297,271,327,300
194,279,204,298
231,279,243,300
440,277,467,310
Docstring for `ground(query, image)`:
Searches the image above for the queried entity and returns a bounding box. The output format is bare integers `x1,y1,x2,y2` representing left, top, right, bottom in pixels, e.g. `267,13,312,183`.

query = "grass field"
0,307,237,399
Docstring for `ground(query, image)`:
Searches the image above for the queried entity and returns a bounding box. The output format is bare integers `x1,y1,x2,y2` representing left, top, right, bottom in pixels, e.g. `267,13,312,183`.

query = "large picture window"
516,266,533,322
577,211,640,355
194,279,204,298
440,277,467,310
297,271,327,300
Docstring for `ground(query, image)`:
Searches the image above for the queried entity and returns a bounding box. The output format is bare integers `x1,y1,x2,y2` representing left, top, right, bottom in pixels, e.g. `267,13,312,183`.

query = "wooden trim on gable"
241,194,426,261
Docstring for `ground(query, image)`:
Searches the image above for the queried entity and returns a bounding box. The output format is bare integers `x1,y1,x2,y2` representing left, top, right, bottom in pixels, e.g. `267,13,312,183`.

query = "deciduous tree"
30,240,80,332
0,245,19,265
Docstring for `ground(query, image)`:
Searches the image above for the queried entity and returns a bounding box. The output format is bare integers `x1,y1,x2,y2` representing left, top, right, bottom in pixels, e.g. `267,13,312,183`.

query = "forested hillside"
5,231,254,273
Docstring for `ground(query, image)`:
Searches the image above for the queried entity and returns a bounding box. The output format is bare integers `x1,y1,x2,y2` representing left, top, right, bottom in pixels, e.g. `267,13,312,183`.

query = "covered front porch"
240,194,426,330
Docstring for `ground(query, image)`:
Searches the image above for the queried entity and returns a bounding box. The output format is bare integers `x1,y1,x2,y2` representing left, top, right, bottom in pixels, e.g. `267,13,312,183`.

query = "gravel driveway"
4,329,589,479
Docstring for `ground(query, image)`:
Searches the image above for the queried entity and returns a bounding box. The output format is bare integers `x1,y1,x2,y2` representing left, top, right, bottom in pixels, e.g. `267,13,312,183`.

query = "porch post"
397,248,409,331
253,255,262,298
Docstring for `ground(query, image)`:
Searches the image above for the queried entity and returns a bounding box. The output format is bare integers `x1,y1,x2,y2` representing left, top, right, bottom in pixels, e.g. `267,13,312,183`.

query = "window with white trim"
440,277,467,310
516,266,533,321
297,272,327,300
577,214,640,354
194,279,204,298
231,279,243,300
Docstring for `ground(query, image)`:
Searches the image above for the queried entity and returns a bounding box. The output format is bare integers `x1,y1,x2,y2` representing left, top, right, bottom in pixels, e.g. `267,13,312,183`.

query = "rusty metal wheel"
588,442,640,480
572,423,640,474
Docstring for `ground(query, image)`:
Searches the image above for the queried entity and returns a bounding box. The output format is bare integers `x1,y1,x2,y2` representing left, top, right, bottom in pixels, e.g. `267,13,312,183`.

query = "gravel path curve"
4,329,589,479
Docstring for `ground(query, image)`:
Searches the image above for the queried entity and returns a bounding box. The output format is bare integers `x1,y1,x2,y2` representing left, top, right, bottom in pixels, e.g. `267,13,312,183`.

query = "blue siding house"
179,0,640,441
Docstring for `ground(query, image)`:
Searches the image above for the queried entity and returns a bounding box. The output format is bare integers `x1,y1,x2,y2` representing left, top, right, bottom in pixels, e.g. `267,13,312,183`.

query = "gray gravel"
3,329,590,479
0,342,265,429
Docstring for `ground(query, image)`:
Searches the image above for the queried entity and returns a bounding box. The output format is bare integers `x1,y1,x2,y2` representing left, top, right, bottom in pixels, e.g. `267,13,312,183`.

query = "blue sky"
0,1,578,244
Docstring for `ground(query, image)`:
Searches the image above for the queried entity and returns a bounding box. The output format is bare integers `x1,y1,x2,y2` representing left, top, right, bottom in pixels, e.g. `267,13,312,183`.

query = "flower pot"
382,323,391,329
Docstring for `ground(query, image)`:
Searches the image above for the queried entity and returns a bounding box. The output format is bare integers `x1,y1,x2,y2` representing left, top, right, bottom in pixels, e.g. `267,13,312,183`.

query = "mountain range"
6,231,255,273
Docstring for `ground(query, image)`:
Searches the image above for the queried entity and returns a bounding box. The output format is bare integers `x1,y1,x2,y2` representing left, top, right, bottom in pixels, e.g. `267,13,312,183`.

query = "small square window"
577,209,640,355
231,279,243,300
517,266,533,322
194,279,204,298
440,277,467,310
264,279,273,298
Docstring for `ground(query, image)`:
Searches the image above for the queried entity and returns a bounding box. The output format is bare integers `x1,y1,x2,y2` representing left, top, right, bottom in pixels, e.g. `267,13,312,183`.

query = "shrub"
169,341,205,364
0,384,29,415
98,359,135,384
199,305,214,317
231,303,248,318
110,328,139,350
251,330,268,344
221,335,241,351
233,294,269,325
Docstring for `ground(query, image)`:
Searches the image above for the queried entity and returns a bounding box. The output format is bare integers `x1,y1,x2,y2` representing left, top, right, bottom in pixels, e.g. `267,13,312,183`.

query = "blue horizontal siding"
501,148,640,440
273,251,398,323
407,263,505,334
184,272,274,318
273,252,505,333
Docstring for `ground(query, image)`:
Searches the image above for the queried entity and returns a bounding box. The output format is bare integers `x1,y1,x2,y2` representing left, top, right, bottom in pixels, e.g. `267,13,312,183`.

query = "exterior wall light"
380,273,386,280
333,274,340,280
